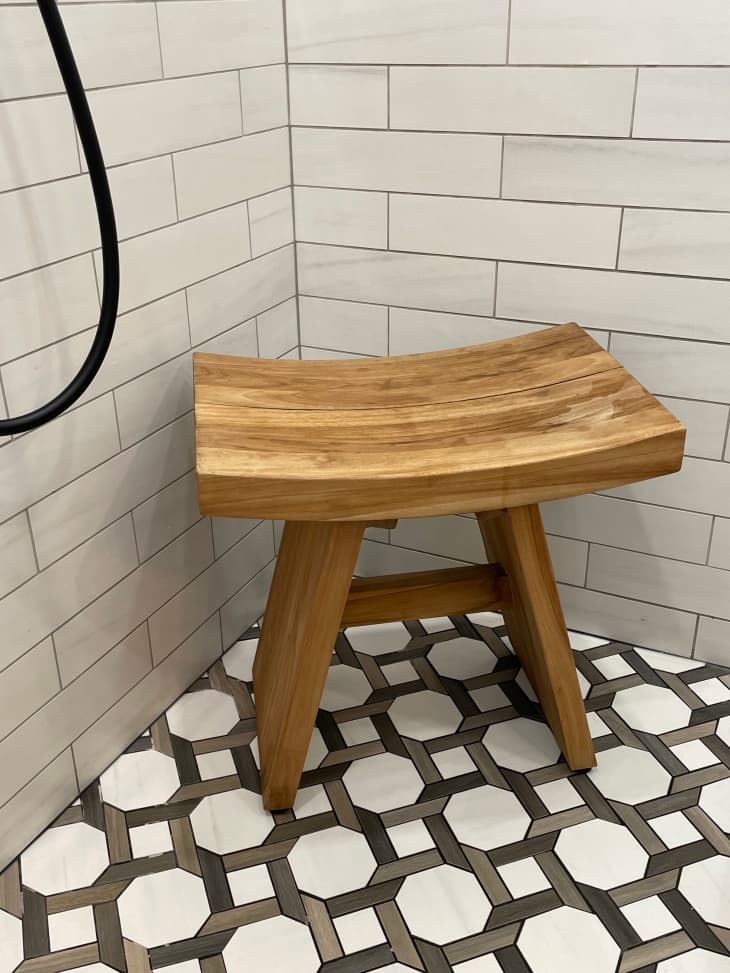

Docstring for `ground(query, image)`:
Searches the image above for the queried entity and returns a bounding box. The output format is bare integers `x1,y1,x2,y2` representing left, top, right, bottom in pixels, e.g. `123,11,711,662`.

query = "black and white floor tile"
2,612,729,973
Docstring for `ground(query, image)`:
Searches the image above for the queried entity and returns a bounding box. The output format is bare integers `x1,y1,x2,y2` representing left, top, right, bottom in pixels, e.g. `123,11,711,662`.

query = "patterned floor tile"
2,615,730,973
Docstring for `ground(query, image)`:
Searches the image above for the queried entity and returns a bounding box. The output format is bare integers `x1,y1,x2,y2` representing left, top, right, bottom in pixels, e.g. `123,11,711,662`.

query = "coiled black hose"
0,0,119,435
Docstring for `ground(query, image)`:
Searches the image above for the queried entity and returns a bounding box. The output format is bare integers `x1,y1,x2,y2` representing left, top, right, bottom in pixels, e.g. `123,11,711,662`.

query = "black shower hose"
0,0,119,435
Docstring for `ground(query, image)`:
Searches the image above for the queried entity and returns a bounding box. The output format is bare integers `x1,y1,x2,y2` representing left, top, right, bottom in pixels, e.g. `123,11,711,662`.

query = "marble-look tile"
22,822,109,895
191,789,273,854
658,950,730,972
288,827,376,898
340,718,380,747
346,622,411,656
223,915,319,972
612,684,692,734
535,778,583,813
520,907,620,973
320,664,372,711
445,784,529,850
692,678,730,704
621,896,680,940
0,911,22,973
634,648,705,673
555,819,648,890
679,856,730,927
590,746,670,804
343,753,423,812
289,65,388,128
429,637,497,681
498,859,551,898
387,819,435,858
227,864,275,906
167,689,240,741
650,812,702,849
48,906,96,951
334,908,386,953
196,749,237,781
635,67,730,141
621,208,730,279
484,718,560,771
699,778,730,832
117,869,209,948
397,864,491,945
129,822,173,859
432,747,476,779
389,690,463,740
222,638,258,683
100,750,180,811
671,740,719,771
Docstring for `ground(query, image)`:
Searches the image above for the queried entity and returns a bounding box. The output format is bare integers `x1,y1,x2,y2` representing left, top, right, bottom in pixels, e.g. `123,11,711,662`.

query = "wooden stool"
193,323,685,810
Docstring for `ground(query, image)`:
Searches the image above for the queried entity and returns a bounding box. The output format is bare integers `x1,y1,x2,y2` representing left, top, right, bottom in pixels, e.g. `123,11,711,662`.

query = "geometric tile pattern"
2,612,730,972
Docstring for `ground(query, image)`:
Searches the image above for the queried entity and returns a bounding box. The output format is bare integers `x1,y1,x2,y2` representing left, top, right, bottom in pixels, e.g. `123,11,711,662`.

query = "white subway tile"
391,67,635,137
0,395,119,523
295,187,388,249
0,513,37,600
503,137,730,212
187,245,295,346
289,65,388,128
293,128,502,198
298,244,496,316
240,64,289,134
0,517,138,672
148,521,273,663
588,545,730,620
257,298,298,359
73,616,221,791
509,0,730,65
542,495,713,563
2,292,190,417
606,458,730,519
389,309,542,356
635,69,730,141
54,519,214,685
107,156,178,241
157,0,284,77
212,517,261,559
544,536,587,587
133,472,201,563
391,516,482,563
610,333,730,404
656,397,729,461
391,195,620,269
0,96,78,192
220,561,274,647
286,0,508,64
620,209,730,279
29,414,195,568
299,296,388,356
115,354,193,450
0,750,77,876
249,188,294,257
0,640,58,741
87,73,241,168
0,4,161,99
497,263,730,343
300,347,370,360
357,539,460,577
196,318,259,358
0,625,151,808
694,616,730,667
709,518,730,570
174,128,290,220
559,584,696,657
0,256,99,365
109,203,251,313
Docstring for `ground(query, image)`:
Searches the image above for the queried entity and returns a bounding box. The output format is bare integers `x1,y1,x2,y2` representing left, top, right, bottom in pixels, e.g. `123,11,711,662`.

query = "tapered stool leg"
253,520,365,809
477,505,595,770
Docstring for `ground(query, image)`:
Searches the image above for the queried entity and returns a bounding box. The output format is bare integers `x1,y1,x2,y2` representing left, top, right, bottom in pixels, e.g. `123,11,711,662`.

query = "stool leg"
253,520,365,809
476,505,595,770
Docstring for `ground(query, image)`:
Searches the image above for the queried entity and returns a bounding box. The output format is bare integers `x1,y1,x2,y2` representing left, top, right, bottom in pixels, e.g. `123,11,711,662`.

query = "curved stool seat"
193,323,685,810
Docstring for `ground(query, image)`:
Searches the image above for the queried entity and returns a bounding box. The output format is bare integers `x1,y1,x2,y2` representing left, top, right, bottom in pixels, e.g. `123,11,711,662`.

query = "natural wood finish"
253,520,365,809
477,505,596,771
368,519,398,529
194,323,685,522
341,563,511,627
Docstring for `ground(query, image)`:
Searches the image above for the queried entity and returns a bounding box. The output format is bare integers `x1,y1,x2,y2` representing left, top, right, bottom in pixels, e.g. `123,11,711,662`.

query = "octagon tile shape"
679,855,730,928
167,689,239,741
658,950,730,972
590,745,670,804
191,789,273,854
343,752,423,812
612,684,691,734
22,821,109,895
699,777,730,832
483,718,560,772
396,864,491,945
250,727,328,772
117,869,209,947
428,637,496,681
389,690,462,740
0,910,22,973
223,638,258,682
288,827,376,898
518,905,620,973
100,749,180,810
223,915,319,972
346,621,411,656
445,784,529,850
555,819,648,890
320,664,372,711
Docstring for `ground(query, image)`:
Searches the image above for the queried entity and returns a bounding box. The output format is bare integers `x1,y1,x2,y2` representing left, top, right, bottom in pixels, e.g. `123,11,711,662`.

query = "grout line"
690,614,702,659
24,509,41,573
237,70,246,136
705,517,716,566
498,135,506,197
492,262,499,316
629,67,640,137
280,0,302,356
614,207,625,270
387,65,391,129
152,1,166,79
169,153,181,222
722,409,730,460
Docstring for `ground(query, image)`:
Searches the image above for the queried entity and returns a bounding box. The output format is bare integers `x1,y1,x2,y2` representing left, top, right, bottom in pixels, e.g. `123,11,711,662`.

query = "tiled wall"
0,0,294,867
287,0,730,667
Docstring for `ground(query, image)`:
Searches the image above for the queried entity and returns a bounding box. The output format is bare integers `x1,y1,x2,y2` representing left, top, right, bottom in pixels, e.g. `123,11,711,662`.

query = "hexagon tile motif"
4,616,730,972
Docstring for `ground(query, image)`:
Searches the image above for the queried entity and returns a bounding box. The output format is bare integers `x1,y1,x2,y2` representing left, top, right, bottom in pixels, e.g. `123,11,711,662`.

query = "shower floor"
2,613,729,973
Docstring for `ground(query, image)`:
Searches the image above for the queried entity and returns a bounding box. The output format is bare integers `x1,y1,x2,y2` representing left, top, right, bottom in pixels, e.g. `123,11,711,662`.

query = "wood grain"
194,323,685,521
341,563,510,627
477,505,595,771
253,520,365,810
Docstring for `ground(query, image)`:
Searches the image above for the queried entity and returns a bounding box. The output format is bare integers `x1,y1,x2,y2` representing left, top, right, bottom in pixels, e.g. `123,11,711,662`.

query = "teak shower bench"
193,323,685,810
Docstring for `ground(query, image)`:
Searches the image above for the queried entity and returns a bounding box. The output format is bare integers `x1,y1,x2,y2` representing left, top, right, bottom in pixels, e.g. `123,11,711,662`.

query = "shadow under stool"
192,323,686,810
